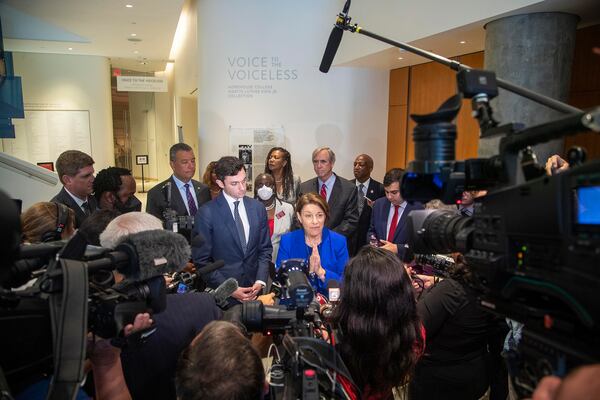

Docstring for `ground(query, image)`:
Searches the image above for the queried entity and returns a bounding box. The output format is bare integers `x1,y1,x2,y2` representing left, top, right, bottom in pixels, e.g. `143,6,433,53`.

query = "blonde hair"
21,202,75,243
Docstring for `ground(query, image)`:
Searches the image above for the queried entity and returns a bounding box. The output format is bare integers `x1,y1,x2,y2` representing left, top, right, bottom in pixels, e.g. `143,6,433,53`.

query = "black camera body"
401,68,600,396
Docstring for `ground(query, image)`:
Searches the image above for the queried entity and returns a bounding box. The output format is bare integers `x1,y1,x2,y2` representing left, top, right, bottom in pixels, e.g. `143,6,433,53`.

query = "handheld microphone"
319,0,351,73
196,259,225,276
114,229,191,280
205,277,238,309
327,279,341,302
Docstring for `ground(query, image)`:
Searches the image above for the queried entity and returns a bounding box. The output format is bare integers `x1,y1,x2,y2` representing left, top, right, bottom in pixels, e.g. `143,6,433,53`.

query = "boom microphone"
319,0,352,73
114,229,191,280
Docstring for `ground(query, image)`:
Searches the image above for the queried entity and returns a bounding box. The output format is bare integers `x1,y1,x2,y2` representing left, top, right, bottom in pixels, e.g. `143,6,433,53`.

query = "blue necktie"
234,200,247,252
184,183,198,216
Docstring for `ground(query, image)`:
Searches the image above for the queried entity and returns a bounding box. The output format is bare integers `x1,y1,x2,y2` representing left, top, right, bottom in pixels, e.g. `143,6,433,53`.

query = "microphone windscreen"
116,229,191,281
213,277,239,305
319,26,343,73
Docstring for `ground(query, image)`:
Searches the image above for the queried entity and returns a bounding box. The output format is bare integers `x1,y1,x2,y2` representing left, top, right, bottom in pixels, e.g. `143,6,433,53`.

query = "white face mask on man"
257,185,274,201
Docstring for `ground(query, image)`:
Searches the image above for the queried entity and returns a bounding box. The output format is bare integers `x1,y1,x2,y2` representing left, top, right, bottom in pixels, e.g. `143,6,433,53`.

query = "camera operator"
99,212,222,399
409,254,498,400
175,321,267,400
331,246,424,398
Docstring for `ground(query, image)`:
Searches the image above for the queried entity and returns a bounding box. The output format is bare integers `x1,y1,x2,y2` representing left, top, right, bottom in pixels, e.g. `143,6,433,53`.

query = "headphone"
41,202,70,242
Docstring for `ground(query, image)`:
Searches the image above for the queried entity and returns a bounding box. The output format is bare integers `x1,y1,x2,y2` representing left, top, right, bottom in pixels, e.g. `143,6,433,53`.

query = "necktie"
184,183,198,216
357,183,365,213
460,208,472,217
234,200,247,252
387,205,400,242
81,201,90,216
320,183,327,200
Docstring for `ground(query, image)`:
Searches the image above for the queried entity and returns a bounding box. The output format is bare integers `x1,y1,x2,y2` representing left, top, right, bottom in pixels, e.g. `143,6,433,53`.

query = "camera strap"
46,259,88,400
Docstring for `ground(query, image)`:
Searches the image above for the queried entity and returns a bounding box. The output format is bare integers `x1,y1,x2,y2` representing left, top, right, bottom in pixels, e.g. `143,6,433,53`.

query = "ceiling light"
460,40,466,44
126,4,133,8
131,33,137,37
68,47,73,50
397,57,403,60
133,50,139,54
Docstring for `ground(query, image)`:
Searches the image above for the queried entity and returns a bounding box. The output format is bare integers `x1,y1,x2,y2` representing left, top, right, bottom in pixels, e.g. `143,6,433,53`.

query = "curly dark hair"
264,147,295,199
93,167,131,201
214,156,245,182
332,246,424,391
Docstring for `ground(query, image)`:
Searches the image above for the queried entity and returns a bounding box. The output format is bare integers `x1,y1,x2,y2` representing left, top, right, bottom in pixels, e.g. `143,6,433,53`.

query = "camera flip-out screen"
576,186,600,225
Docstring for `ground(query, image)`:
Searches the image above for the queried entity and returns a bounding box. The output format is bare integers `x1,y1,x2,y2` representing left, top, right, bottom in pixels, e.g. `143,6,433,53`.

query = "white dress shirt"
222,191,250,242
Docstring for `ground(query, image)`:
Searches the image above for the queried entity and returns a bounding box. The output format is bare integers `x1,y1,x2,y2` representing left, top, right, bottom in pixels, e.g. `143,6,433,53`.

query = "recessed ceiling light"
133,50,139,54
397,57,403,60
68,47,73,50
126,4,133,8
460,40,466,44
131,33,137,37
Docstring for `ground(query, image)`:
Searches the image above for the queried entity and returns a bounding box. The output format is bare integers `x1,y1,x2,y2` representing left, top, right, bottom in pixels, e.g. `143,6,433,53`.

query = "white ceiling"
340,0,600,70
1,0,185,72
1,0,599,73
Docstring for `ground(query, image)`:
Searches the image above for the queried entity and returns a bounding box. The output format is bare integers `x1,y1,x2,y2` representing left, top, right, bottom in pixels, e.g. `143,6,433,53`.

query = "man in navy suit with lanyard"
367,168,423,260
192,156,272,302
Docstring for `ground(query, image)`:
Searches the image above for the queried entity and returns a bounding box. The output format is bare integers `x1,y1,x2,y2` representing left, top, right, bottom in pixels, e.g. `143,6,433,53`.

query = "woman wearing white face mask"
254,173,294,262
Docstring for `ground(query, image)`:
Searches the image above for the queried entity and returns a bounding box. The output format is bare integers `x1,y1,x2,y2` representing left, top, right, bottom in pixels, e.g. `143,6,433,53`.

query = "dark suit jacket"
50,187,98,229
146,176,210,221
298,174,358,238
121,292,222,400
350,178,385,255
367,198,424,260
192,193,273,289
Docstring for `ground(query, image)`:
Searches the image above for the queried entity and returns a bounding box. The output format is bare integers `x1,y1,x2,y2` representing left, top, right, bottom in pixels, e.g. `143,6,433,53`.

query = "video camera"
227,259,357,399
400,69,600,395
0,224,190,398
161,182,195,242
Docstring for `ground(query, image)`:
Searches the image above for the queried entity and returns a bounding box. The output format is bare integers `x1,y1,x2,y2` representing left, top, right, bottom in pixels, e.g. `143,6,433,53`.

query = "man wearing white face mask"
254,173,294,262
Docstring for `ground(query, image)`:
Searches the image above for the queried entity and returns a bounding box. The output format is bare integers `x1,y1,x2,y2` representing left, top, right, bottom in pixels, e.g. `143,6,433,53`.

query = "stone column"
479,12,579,174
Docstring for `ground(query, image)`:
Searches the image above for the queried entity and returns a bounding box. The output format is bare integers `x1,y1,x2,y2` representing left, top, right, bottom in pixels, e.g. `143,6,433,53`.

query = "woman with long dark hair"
264,147,301,205
409,254,495,400
332,246,424,398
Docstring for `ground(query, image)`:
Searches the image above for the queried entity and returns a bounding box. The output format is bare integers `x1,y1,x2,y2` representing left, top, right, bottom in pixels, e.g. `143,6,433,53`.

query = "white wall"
11,52,114,169
0,52,114,206
197,0,390,182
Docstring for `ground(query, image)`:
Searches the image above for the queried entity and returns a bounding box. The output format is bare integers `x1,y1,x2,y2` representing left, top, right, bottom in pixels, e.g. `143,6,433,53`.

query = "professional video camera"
161,181,195,242
317,1,600,395
228,259,357,399
0,217,190,398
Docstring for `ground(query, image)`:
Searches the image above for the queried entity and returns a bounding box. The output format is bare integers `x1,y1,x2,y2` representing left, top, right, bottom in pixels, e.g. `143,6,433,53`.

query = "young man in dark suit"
350,154,385,255
368,168,423,260
50,150,97,228
146,143,211,224
298,147,358,239
192,156,272,302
